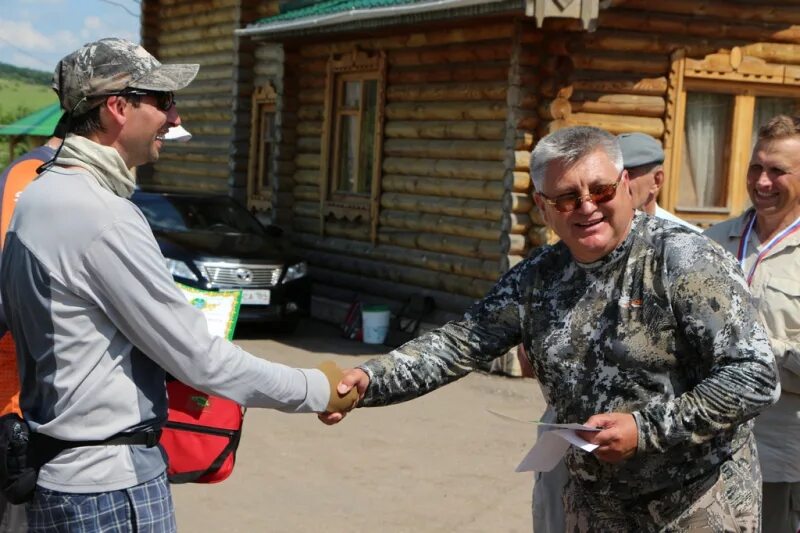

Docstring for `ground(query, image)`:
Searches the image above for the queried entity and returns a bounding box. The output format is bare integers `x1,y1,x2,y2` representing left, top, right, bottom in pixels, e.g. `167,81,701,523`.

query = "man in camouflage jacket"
322,126,779,532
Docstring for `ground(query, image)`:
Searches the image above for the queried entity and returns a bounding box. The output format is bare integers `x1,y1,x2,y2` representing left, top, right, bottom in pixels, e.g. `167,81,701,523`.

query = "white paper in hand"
515,427,600,473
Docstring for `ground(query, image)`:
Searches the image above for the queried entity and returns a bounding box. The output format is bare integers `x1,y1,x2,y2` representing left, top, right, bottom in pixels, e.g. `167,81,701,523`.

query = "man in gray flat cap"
618,132,700,232
0,38,355,532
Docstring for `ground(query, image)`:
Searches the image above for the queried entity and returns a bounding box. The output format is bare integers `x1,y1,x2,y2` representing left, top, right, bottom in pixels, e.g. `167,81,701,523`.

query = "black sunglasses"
537,171,624,213
109,90,176,112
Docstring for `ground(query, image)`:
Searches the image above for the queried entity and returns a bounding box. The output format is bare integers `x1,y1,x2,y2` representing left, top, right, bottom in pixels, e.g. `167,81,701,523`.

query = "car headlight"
282,261,308,283
165,258,198,281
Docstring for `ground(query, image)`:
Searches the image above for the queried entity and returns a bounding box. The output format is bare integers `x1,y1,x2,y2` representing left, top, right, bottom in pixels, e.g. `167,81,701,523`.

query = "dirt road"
171,320,547,532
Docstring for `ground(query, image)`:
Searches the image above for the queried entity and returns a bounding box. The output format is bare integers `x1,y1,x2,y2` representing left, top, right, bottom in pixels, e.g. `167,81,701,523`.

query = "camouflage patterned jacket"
359,213,779,498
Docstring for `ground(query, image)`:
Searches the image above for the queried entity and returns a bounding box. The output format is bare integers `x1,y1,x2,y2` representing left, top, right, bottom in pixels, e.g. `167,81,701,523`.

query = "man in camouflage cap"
322,126,779,531
0,38,356,532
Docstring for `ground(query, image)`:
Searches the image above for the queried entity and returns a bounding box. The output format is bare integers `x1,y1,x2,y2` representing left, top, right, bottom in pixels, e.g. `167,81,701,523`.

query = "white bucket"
361,305,391,344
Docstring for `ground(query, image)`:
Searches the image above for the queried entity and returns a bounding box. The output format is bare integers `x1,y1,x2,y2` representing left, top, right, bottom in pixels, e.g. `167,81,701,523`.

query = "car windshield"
132,193,264,234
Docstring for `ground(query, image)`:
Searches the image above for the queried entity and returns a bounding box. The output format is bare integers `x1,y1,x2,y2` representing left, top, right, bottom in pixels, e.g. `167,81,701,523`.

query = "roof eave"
235,0,525,40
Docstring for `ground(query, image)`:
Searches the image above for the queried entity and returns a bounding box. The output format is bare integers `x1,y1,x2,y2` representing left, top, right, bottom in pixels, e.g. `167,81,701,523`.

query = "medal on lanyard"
737,211,800,286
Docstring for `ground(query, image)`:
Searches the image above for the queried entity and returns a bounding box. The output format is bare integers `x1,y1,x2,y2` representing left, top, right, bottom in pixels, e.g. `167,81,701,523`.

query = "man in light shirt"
706,114,800,533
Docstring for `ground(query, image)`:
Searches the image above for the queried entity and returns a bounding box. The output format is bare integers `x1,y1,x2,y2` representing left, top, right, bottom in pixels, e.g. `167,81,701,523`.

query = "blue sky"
0,0,141,73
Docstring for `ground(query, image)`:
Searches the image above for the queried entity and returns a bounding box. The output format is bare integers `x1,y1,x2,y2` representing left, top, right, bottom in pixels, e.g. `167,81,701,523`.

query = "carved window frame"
319,49,386,243
247,82,278,212
663,48,800,225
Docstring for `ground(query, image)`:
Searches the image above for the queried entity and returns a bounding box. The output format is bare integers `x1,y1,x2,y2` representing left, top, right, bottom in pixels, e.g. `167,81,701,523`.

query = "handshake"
316,361,370,424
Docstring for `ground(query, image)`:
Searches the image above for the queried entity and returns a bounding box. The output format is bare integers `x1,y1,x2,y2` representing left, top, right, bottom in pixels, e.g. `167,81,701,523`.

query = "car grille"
198,261,282,288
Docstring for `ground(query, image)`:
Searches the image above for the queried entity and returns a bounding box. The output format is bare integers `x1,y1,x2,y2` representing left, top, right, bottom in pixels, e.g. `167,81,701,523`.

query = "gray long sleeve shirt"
359,214,779,500
1,166,329,492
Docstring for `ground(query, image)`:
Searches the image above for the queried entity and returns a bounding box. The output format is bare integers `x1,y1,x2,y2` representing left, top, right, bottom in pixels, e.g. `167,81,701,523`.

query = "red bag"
160,380,245,484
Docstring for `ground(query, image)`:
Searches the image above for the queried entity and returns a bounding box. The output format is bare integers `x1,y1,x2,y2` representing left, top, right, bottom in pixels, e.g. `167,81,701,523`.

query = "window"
664,49,800,225
247,83,278,212
319,50,386,241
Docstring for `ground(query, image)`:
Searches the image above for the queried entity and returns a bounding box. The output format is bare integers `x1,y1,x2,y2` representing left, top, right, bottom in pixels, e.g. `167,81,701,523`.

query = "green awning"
0,103,63,137
237,0,523,38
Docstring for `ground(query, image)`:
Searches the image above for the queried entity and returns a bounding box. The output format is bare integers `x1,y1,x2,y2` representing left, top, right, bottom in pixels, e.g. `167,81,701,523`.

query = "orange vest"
0,153,52,415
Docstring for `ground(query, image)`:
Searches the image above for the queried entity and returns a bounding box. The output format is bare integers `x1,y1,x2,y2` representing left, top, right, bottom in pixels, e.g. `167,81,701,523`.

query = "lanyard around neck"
737,210,800,286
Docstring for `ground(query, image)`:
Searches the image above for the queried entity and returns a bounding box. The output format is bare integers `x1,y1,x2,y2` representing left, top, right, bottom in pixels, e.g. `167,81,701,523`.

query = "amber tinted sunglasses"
537,171,624,213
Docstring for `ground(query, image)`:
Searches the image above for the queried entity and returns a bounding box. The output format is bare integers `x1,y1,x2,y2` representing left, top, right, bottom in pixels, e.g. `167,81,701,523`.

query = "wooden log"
613,1,800,25
161,9,234,31
528,226,554,247
571,52,670,75
515,151,530,172
161,0,238,17
388,62,510,85
516,112,540,131
386,82,508,103
295,153,320,170
293,233,501,280
385,101,507,121
293,169,319,186
310,267,476,315
502,233,529,255
380,210,501,241
504,192,533,214
501,213,533,235
302,248,494,298
384,120,505,141
381,174,504,200
569,77,668,96
379,230,501,260
383,139,505,161
297,105,323,121
157,23,235,45
296,122,322,137
551,113,664,137
298,88,324,105
571,94,666,118
292,201,319,219
157,152,228,165
596,11,800,45
157,39,234,58
382,157,505,181
297,136,321,153
381,192,502,221
387,40,513,67
573,30,729,58
293,216,371,241
512,171,532,192
538,98,573,120
153,162,228,179
293,185,319,202
299,23,516,57
741,43,800,65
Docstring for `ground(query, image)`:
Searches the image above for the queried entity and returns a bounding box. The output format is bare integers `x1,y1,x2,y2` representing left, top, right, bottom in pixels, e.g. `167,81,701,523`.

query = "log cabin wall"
139,0,277,193
266,20,542,318
539,1,800,226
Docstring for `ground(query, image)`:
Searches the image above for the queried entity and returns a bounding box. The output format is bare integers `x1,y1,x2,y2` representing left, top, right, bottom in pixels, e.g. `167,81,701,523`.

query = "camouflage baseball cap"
53,37,199,115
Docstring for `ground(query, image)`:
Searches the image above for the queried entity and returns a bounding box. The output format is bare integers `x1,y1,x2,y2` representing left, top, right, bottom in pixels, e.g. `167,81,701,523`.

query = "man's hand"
576,412,638,464
317,368,370,426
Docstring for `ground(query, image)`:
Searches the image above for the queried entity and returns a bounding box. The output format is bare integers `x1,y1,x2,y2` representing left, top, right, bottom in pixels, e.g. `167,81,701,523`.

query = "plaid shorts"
27,472,176,533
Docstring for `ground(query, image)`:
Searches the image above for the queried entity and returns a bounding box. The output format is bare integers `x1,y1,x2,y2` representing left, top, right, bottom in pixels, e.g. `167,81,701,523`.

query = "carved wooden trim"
663,46,800,223
319,49,387,243
247,81,278,213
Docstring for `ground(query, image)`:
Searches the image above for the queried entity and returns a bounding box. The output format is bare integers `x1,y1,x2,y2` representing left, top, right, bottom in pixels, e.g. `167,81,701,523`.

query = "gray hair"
529,126,623,191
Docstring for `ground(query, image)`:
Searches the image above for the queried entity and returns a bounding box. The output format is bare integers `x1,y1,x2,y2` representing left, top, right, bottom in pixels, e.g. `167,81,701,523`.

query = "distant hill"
0,62,50,86
0,63,58,167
